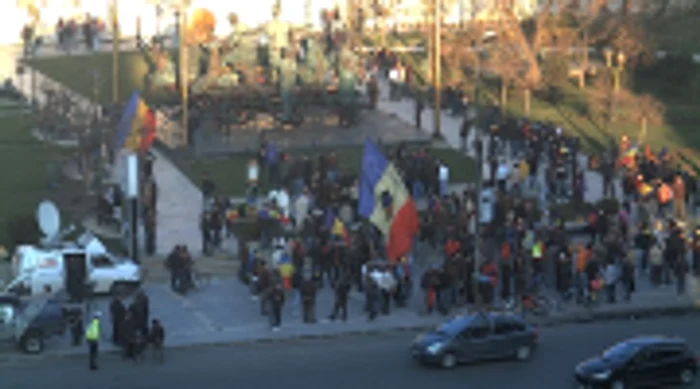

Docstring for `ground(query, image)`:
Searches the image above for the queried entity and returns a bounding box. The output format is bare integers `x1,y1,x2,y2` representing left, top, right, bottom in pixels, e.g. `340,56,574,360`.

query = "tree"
586,73,664,136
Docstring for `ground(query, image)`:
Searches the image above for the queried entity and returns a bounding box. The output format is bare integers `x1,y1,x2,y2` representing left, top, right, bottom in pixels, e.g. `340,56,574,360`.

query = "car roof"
621,335,688,348
445,311,525,326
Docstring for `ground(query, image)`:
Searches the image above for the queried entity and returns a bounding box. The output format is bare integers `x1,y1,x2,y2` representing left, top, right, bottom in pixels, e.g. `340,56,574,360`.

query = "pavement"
6,267,697,358
5,316,700,388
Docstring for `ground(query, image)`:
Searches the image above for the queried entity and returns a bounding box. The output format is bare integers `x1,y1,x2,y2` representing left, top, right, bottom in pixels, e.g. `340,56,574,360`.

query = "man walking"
85,311,102,371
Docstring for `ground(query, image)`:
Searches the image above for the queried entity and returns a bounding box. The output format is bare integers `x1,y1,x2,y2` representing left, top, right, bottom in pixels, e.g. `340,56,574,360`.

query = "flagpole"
179,3,189,146
111,0,120,104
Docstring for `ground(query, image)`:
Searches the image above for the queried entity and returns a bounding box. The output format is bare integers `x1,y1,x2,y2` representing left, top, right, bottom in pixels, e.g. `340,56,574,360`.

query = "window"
494,319,525,335
92,255,114,268
648,348,685,363
462,324,490,339
494,320,514,335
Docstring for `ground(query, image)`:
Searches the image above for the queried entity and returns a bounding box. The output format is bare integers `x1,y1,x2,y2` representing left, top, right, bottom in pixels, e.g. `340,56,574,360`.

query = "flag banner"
358,138,419,262
114,91,156,152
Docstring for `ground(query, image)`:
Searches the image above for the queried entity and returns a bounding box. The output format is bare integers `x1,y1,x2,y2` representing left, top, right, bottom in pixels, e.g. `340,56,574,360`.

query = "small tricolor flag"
114,91,156,152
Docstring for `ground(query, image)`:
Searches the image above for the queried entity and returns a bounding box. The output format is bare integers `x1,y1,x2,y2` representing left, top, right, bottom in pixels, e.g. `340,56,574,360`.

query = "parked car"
0,293,67,354
574,335,698,388
410,311,538,369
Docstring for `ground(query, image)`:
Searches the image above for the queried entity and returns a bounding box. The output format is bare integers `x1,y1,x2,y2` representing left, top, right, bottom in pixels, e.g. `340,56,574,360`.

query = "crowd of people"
106,291,166,363
219,112,700,330
21,14,105,57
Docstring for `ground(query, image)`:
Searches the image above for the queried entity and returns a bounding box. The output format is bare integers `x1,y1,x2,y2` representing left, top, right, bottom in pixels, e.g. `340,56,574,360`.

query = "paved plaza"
0,43,697,355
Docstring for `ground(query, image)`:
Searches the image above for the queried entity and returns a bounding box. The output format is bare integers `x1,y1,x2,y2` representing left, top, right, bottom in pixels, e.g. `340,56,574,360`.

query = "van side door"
89,254,117,294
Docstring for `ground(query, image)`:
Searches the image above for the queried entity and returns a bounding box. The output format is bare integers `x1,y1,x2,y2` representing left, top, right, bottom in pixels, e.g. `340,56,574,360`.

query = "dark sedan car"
410,311,538,369
574,335,697,389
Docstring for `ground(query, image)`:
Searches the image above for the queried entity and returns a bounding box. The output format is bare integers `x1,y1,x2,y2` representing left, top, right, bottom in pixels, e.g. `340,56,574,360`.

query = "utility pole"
179,3,189,146
111,0,120,104
472,42,483,310
432,0,442,139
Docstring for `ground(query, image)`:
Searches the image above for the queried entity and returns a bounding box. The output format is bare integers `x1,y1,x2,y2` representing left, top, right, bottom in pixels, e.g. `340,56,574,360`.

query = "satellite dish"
36,200,61,238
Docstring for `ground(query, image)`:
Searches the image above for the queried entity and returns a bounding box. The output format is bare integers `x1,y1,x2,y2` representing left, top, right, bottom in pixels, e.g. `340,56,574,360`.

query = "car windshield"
602,342,638,361
435,316,469,336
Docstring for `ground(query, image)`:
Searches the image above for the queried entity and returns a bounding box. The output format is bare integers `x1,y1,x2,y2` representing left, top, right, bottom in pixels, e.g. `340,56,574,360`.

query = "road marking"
161,284,218,332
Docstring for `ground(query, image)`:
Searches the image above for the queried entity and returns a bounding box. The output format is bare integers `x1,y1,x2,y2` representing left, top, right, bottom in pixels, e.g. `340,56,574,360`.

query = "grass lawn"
0,113,76,247
26,50,153,104
649,13,700,54
172,144,478,197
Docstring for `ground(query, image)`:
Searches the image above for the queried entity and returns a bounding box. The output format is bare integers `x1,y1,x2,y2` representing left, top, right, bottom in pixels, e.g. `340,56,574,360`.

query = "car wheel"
610,380,625,389
515,345,532,361
440,353,457,369
680,368,695,385
21,332,44,354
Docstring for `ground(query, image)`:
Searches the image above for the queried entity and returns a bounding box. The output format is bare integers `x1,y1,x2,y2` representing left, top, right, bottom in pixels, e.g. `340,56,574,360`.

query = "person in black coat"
121,312,137,360
148,318,166,363
109,296,126,345
133,291,150,336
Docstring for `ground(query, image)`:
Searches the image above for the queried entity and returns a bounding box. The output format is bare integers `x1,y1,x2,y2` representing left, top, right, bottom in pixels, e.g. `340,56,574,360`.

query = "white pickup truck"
7,241,142,297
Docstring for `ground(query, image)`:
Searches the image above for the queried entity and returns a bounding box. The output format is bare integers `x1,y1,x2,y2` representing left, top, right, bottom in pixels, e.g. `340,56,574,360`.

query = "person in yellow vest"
85,311,102,371
531,240,545,277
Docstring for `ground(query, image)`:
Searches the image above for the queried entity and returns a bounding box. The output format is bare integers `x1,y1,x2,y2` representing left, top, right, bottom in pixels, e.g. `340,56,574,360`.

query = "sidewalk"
30,275,700,358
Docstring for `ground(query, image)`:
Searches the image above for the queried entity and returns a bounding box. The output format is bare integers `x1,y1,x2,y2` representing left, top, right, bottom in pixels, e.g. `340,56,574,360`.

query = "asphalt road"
4,317,700,389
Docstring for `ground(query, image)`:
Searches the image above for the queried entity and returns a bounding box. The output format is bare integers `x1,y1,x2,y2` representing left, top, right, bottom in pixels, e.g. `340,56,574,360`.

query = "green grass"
173,145,478,197
649,12,700,54
26,50,155,104
0,113,71,247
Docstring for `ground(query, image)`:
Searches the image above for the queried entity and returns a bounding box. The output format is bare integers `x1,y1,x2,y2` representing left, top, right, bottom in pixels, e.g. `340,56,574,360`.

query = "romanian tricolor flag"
258,208,290,225
618,146,639,169
358,138,419,262
114,91,157,152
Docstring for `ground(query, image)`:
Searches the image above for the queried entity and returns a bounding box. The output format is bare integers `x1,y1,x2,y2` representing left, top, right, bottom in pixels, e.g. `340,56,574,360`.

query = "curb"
529,303,700,327
4,303,698,364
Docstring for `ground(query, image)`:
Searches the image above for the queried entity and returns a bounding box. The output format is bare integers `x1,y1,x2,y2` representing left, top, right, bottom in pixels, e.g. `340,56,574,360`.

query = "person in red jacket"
479,260,499,305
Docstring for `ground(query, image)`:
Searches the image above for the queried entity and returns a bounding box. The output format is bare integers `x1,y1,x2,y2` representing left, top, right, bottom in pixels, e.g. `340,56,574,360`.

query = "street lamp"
431,0,442,139
178,4,190,147
614,51,626,93
111,0,120,104
471,42,483,310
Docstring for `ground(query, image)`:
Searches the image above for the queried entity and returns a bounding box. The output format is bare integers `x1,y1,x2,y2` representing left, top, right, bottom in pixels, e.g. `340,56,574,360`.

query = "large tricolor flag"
114,91,157,152
358,138,419,262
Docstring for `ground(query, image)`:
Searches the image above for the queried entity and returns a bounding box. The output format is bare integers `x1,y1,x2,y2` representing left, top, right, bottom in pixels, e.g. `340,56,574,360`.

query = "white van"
8,243,142,297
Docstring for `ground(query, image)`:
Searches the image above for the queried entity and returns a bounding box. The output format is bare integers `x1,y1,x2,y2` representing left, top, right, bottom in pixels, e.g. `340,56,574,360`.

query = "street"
4,317,700,389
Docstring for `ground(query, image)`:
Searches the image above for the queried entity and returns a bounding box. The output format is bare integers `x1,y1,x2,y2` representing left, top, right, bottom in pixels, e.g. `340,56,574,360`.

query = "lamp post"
472,43,483,310
614,51,626,93
174,9,181,92
431,0,442,139
178,4,189,146
111,0,120,105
